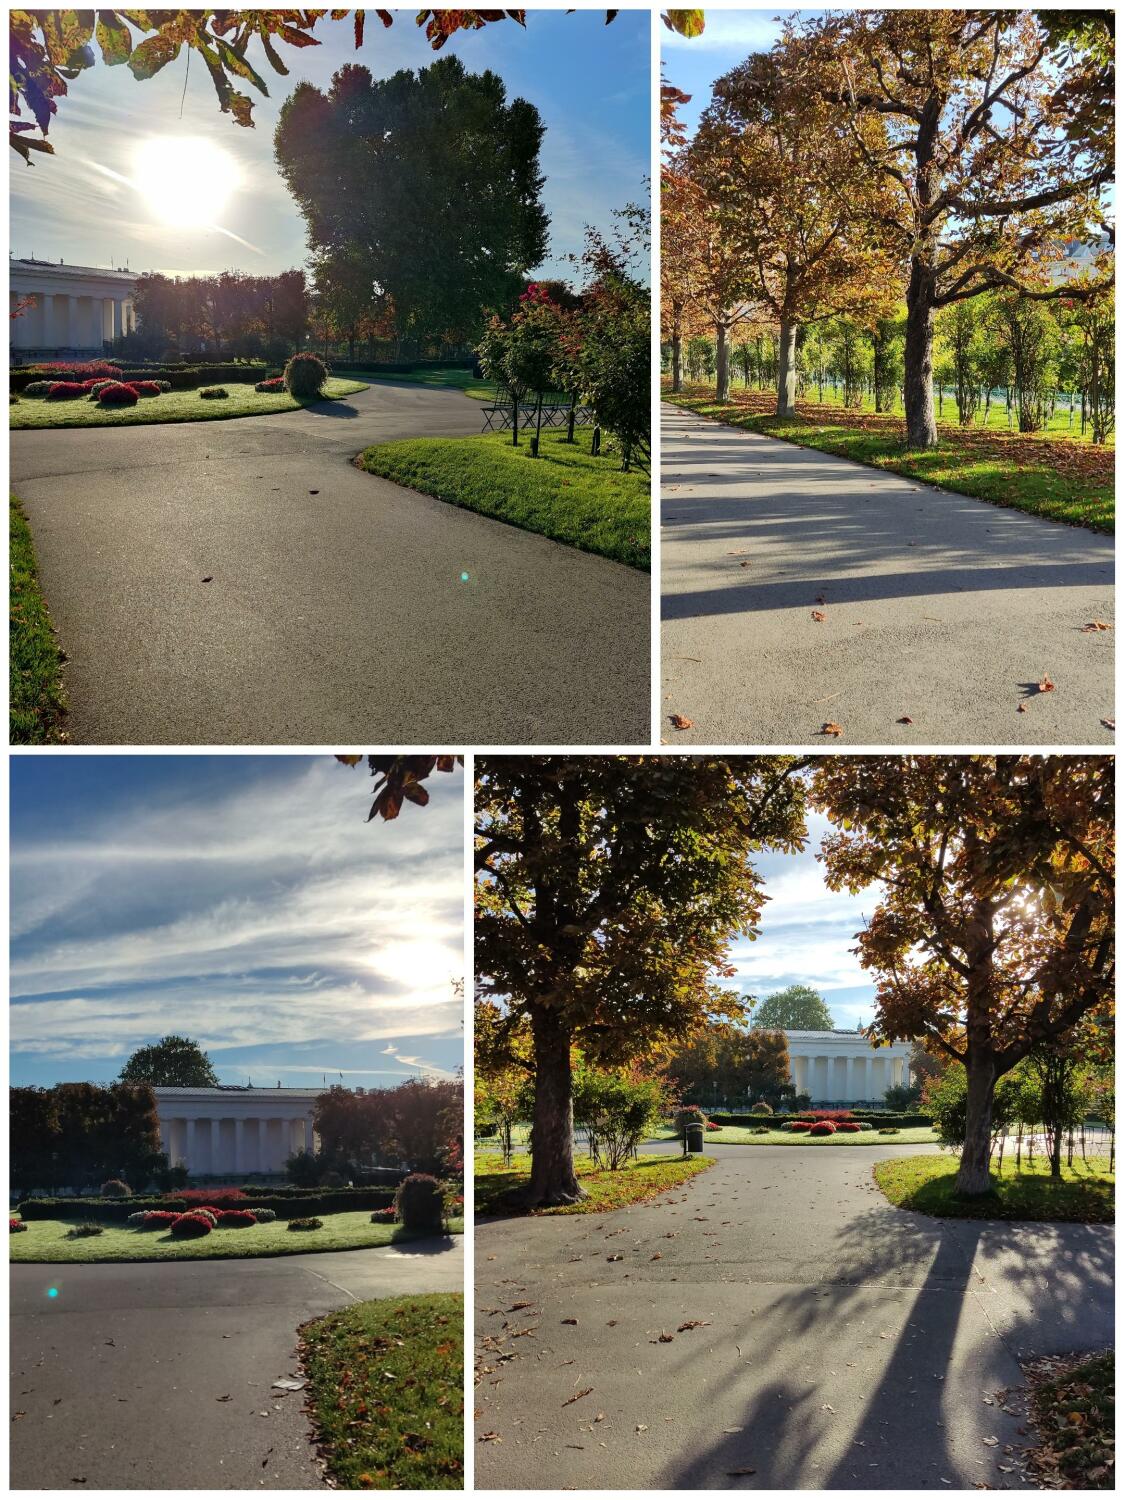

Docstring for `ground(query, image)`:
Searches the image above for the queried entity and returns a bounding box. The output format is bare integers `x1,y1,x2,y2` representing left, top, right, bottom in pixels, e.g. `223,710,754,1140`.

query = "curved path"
661,404,1114,745
10,383,649,744
475,1145,1113,1490
10,1235,462,1489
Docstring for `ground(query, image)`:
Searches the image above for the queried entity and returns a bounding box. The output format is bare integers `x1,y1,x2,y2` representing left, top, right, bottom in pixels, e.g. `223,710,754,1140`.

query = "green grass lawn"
344,366,496,401
10,378,368,430
9,1211,464,1263
475,1151,713,1217
652,1124,940,1146
873,1153,1114,1223
10,493,67,744
300,1293,463,1489
359,427,650,569
1025,1349,1114,1488
666,386,1113,533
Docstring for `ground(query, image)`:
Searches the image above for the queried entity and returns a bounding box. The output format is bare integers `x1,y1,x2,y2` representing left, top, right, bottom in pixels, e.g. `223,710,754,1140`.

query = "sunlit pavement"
10,382,649,745
660,403,1114,746
10,1236,462,1490
475,1145,1113,1490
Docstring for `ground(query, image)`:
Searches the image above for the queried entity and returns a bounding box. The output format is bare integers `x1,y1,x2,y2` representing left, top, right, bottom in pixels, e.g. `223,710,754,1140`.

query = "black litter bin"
685,1121,705,1154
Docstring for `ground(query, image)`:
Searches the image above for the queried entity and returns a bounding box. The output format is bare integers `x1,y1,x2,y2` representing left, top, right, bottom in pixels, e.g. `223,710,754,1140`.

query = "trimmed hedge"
11,362,269,393
17,1195,189,1223
709,1111,932,1130
328,358,472,374
17,1184,400,1222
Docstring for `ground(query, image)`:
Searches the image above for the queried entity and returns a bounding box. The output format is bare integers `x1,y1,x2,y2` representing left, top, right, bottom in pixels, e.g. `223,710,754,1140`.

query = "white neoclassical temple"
783,1030,913,1104
10,257,139,359
153,1086,320,1177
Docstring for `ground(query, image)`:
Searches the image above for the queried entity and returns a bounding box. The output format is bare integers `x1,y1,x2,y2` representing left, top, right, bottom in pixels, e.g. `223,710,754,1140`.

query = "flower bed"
10,1218,27,1232
170,1211,213,1238
216,1209,257,1228
97,382,139,406
255,376,287,393
835,1122,863,1133
139,1210,181,1230
809,1121,837,1136
46,381,87,401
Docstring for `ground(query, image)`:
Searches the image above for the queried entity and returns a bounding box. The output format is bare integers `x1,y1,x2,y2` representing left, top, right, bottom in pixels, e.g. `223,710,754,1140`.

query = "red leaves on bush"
140,1210,181,1229
255,376,287,393
97,381,140,406
835,1122,863,1133
808,1121,837,1136
216,1209,257,1228
35,360,122,379
130,380,163,397
179,1187,248,1205
787,1120,812,1131
10,1218,28,1231
170,1211,214,1238
46,381,87,400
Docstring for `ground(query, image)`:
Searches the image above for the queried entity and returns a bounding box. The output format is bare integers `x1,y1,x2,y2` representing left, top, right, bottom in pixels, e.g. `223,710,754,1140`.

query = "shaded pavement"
660,404,1114,745
10,382,649,744
474,1146,1113,1490
10,1235,462,1489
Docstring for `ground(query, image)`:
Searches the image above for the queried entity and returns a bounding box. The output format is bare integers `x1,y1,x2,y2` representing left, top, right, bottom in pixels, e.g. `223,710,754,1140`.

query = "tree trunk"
670,330,683,393
715,321,730,402
903,256,938,449
525,1007,583,1206
777,320,798,416
955,1056,997,1195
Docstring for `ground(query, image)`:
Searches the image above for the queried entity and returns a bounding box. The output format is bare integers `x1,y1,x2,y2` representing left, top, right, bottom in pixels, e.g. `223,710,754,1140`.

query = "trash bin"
685,1121,705,1154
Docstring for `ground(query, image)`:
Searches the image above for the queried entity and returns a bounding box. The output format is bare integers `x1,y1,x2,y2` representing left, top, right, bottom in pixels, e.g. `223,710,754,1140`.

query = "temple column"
846,1055,858,1101
238,1118,260,1174
304,1117,315,1152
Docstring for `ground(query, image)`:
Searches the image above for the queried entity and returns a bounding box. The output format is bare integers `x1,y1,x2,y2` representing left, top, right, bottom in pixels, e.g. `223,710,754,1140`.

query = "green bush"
288,1216,323,1231
66,1223,105,1238
284,352,328,399
22,381,52,397
249,1207,277,1223
749,1101,774,1115
394,1174,444,1235
879,1127,901,1135
16,1195,189,1223
100,1179,132,1198
199,387,229,399
750,1126,771,1135
574,1065,668,1170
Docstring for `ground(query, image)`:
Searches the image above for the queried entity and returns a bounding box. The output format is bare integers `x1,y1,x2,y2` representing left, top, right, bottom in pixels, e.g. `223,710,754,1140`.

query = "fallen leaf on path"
1101,718,1114,731
561,1317,578,1324
669,714,694,730
216,1394,232,1402
811,610,827,622
562,1389,594,1407
479,1432,502,1442
636,1423,649,1433
821,722,844,737
727,1468,757,1476
1017,703,1027,713
897,716,913,724
1082,621,1112,632
1038,676,1056,693
678,1320,708,1332
606,1253,623,1261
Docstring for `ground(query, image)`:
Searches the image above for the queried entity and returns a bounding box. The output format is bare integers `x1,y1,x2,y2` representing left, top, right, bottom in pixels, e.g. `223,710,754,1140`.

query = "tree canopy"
750,984,835,1033
118,1035,219,1088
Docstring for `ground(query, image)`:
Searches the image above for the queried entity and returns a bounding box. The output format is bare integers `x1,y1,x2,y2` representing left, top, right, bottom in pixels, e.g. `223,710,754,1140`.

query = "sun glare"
132,137,241,229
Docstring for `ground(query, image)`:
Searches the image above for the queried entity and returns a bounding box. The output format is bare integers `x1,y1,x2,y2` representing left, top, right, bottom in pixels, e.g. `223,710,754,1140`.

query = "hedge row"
242,1172,406,1194
708,1112,933,1130
11,362,269,393
16,1187,398,1221
326,358,473,374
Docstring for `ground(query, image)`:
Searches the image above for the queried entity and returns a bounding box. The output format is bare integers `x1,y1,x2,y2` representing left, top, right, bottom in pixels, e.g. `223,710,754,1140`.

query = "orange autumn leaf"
670,713,694,730
821,721,844,737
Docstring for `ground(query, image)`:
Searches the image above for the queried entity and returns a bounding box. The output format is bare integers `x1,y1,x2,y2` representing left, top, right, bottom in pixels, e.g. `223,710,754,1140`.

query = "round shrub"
131,380,163,398
87,379,118,397
283,352,327,399
10,394,19,404
255,376,287,393
787,1120,812,1132
370,1206,396,1223
673,1105,707,1134
97,382,139,407
835,1122,863,1133
199,386,229,399
216,1209,257,1229
127,1211,148,1225
140,1210,181,1230
749,1101,773,1115
750,1126,771,1135
46,381,87,400
170,1212,213,1239
100,1179,132,1198
395,1173,444,1235
10,1218,27,1232
808,1121,837,1137
66,1223,105,1238
153,379,172,392
879,1127,901,1136
287,1216,323,1231
249,1207,276,1224
191,1209,219,1227
23,380,53,397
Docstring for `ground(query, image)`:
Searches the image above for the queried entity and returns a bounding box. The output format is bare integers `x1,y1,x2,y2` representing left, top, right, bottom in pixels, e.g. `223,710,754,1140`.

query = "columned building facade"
783,1030,912,1104
10,258,139,359
153,1087,320,1176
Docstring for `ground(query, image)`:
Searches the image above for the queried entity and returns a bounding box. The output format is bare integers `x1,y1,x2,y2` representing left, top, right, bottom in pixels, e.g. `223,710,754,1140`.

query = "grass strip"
872,1153,1113,1222
10,378,368,430
475,1151,714,1216
10,493,67,743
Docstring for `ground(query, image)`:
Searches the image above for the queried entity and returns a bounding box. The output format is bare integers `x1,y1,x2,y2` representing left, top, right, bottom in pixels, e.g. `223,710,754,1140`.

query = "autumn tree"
813,756,1113,1196
692,42,903,416
474,998,533,1163
750,983,835,1032
118,1034,219,1088
475,756,809,1205
665,1013,793,1107
803,9,1114,447
276,58,548,349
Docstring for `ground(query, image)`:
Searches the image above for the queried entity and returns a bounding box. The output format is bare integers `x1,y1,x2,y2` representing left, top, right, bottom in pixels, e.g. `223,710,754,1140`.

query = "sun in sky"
131,135,242,229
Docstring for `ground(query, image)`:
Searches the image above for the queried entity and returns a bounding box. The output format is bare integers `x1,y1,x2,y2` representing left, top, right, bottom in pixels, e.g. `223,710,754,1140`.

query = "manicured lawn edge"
665,389,1113,533
476,1151,714,1217
9,1212,464,1263
652,1126,940,1146
10,378,368,430
358,428,651,571
300,1292,463,1490
872,1153,1114,1223
10,493,67,743
1023,1349,1114,1489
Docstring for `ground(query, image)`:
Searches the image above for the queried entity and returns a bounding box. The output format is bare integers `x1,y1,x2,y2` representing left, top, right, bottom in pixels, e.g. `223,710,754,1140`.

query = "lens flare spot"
47,1287,59,1298
460,572,470,582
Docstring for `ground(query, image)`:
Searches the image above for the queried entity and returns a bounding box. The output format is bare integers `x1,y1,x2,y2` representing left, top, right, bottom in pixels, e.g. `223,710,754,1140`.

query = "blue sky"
662,7,803,135
11,9,650,284
727,811,878,1028
10,756,465,1089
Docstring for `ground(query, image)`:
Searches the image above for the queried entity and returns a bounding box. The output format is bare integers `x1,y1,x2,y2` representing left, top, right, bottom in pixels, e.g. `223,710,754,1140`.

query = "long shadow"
656,1199,1114,1490
303,398,360,419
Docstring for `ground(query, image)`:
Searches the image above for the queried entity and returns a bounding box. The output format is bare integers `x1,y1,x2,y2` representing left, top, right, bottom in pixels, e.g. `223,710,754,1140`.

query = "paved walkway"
661,404,1114,745
10,1236,462,1489
10,383,648,744
475,1146,1113,1490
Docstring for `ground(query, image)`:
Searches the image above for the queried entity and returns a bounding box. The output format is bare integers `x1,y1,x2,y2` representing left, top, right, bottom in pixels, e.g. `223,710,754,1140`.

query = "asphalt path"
474,1145,1113,1490
661,404,1115,745
10,1235,462,1489
10,382,649,744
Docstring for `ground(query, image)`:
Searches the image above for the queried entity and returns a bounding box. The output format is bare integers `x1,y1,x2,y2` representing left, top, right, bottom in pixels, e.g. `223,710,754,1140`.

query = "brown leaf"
811,610,827,622
727,1468,757,1476
1100,718,1115,731
562,1388,594,1407
677,1320,708,1331
896,715,913,725
1017,703,1028,713
1038,676,1056,693
669,714,694,730
821,722,843,737
1081,621,1112,632
479,1431,502,1442
561,1317,578,1325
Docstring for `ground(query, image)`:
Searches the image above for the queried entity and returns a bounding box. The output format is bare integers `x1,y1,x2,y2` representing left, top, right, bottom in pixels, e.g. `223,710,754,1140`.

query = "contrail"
78,156,264,255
